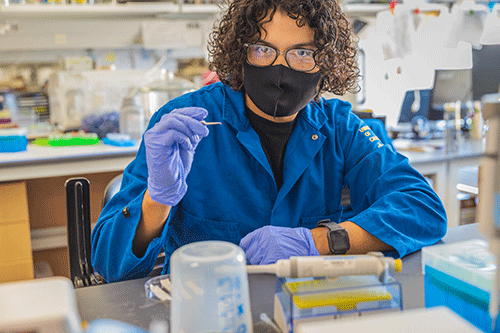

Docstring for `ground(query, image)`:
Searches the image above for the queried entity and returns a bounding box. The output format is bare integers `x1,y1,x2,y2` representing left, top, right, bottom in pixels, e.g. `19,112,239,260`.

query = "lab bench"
395,138,485,228
0,138,484,283
74,223,479,331
0,142,138,283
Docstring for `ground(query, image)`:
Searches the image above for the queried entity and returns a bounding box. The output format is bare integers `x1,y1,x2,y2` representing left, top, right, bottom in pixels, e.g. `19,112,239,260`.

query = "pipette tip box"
422,239,500,332
273,274,402,333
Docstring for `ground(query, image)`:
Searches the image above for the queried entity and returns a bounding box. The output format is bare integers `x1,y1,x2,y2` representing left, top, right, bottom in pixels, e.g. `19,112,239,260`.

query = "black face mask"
243,63,322,118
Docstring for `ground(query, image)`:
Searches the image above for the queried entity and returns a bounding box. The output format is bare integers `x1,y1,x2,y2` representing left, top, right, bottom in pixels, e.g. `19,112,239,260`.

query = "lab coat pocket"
300,212,341,229
171,207,241,246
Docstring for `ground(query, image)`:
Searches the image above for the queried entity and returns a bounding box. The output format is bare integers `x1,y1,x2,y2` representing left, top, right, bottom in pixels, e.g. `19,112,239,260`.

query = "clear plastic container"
170,241,253,333
138,71,196,122
422,239,495,292
422,239,499,332
119,96,145,143
274,274,402,333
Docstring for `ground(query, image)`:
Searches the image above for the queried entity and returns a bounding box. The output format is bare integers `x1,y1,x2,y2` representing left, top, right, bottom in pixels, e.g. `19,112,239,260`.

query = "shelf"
343,3,390,15
1,1,482,20
0,2,221,19
0,2,411,19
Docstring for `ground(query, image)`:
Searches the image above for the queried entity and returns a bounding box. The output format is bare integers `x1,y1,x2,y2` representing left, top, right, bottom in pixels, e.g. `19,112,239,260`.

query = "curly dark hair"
207,0,359,100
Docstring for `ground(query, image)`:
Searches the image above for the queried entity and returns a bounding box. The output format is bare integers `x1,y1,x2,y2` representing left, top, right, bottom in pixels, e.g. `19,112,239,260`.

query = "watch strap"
315,220,344,232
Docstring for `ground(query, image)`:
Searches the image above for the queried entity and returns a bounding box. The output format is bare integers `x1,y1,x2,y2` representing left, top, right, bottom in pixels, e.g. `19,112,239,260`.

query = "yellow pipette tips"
284,275,392,310
395,258,402,272
292,289,392,310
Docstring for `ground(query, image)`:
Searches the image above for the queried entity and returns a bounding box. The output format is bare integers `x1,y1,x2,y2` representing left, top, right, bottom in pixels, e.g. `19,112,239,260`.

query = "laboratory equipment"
0,277,83,333
201,121,222,125
5,91,53,138
422,239,498,332
145,275,172,302
246,252,402,281
170,241,254,333
33,132,100,147
119,95,145,142
478,88,500,331
48,69,162,132
273,273,403,333
249,253,403,333
102,133,136,147
0,127,28,152
137,70,197,122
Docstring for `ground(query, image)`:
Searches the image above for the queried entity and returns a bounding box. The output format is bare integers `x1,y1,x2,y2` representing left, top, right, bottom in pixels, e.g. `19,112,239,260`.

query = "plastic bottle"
470,101,484,140
119,95,145,143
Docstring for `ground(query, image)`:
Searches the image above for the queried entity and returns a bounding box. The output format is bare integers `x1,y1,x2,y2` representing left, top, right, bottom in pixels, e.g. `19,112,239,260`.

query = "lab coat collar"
221,84,249,132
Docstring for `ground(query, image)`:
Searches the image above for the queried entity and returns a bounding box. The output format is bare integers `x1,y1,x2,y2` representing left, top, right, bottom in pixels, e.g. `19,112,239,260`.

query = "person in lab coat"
91,0,447,282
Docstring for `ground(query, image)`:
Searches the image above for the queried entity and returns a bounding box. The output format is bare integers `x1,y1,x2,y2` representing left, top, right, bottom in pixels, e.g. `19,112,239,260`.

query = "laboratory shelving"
0,2,398,19
0,2,222,19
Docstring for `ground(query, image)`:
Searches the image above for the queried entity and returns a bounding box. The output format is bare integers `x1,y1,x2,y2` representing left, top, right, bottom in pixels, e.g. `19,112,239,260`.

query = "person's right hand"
144,107,209,206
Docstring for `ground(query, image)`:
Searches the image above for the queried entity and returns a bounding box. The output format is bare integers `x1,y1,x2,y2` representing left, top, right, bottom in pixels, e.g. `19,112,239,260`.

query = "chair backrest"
65,177,105,288
102,174,124,209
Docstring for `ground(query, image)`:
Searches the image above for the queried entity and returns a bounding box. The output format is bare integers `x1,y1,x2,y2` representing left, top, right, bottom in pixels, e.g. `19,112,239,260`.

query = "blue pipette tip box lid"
422,239,500,332
422,239,495,293
0,128,28,153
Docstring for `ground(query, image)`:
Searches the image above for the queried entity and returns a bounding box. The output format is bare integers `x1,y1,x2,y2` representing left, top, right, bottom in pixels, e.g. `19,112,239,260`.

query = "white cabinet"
0,3,219,51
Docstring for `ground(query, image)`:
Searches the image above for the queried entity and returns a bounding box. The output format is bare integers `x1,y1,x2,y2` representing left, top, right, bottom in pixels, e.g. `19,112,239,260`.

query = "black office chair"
66,175,165,288
66,178,106,288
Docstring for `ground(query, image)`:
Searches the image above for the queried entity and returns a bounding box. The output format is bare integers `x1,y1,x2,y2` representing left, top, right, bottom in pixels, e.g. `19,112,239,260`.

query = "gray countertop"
75,223,481,331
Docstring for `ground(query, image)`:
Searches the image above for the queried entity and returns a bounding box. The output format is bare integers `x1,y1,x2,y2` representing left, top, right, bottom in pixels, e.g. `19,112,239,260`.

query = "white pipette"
246,252,402,280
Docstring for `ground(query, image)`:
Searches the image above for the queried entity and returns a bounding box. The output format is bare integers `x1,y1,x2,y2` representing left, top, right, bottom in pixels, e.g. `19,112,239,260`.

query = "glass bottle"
119,95,145,143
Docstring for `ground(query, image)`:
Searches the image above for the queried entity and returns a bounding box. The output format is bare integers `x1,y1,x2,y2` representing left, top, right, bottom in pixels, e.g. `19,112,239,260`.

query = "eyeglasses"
244,43,317,72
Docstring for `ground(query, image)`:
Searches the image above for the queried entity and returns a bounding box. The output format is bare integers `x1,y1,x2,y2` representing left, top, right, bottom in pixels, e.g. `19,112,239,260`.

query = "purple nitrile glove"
144,107,209,206
239,226,320,265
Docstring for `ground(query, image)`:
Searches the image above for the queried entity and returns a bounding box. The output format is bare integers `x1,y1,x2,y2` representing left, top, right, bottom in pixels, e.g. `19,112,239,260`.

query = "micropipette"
246,252,402,280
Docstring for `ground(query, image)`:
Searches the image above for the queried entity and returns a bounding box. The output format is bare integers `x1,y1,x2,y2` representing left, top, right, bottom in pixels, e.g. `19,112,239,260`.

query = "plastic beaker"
170,241,253,333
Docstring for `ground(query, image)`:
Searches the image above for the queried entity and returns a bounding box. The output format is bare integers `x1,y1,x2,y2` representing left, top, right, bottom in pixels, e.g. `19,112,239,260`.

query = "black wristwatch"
315,219,350,255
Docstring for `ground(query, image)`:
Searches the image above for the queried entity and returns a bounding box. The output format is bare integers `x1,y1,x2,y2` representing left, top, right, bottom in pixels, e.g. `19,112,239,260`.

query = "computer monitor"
472,44,500,101
428,69,472,121
398,89,432,124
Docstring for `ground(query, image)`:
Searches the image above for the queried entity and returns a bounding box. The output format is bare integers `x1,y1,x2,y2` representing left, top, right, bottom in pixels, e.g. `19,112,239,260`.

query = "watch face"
330,230,350,253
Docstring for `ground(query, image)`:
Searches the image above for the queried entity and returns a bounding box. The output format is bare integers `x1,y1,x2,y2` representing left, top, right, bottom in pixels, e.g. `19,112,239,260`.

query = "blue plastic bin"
0,129,28,152
422,240,500,332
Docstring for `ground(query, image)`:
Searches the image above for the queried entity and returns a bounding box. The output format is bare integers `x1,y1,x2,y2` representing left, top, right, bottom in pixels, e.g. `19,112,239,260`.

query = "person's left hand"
239,226,320,265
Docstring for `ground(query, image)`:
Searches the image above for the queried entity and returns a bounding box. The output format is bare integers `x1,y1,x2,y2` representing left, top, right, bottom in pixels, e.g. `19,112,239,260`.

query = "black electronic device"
398,89,432,124
472,44,500,102
428,69,472,121
316,219,350,255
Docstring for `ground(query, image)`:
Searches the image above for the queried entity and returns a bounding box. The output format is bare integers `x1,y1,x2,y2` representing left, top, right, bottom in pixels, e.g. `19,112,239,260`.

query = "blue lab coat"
91,82,447,282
